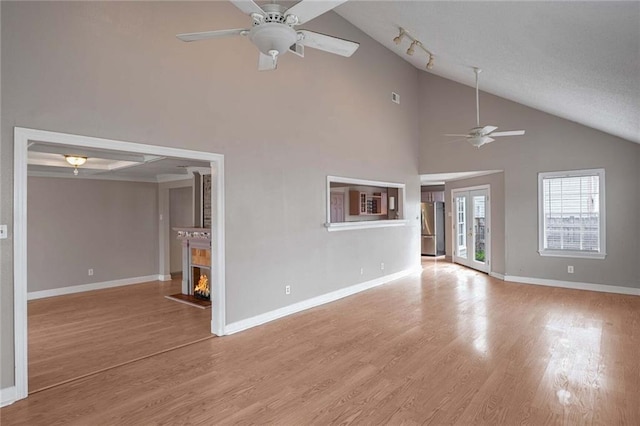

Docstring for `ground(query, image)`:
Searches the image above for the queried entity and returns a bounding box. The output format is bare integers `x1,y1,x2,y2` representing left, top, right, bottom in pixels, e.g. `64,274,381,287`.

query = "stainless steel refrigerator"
421,202,445,256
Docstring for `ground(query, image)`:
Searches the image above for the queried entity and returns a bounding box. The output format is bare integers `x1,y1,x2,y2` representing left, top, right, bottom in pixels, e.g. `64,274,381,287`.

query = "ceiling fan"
445,67,525,148
177,0,359,71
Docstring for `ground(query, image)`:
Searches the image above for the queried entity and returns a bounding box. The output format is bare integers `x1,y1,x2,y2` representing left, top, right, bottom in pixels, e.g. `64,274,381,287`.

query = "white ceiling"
28,143,210,182
334,0,640,144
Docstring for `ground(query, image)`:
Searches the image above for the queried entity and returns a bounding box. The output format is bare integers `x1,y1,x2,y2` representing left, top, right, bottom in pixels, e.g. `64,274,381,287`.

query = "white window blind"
538,169,606,259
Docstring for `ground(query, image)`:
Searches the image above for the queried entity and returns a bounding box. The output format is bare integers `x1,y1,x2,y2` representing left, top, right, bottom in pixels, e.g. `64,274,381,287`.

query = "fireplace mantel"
175,227,211,241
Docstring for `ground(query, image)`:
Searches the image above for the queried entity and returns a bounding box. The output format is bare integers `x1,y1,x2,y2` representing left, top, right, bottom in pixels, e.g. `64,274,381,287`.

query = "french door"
452,187,490,273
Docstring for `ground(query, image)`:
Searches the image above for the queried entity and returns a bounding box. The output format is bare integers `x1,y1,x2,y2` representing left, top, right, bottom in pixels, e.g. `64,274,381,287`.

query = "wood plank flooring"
27,276,212,393
3,259,639,424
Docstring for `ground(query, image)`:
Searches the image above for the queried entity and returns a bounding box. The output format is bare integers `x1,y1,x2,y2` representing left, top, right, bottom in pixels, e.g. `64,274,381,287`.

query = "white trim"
326,175,406,189
489,271,505,280
14,128,29,401
27,275,163,300
225,266,421,335
211,159,226,336
27,170,159,183
325,219,409,232
158,274,173,281
13,127,226,402
538,250,606,260
1,386,17,408
504,275,640,296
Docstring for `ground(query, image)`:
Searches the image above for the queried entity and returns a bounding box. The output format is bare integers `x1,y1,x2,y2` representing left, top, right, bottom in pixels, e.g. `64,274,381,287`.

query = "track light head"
426,55,434,70
393,29,405,45
406,40,418,56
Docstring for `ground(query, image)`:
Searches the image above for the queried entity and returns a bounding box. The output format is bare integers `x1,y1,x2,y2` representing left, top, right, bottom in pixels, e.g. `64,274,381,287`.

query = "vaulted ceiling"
334,1,640,144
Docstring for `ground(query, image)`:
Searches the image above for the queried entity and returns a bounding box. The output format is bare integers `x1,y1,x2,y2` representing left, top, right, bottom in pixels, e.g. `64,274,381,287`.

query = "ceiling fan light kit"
177,0,359,71
444,67,526,148
392,27,434,71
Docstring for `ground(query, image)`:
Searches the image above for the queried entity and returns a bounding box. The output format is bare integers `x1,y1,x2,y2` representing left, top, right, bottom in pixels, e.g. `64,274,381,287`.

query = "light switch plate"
0,224,7,239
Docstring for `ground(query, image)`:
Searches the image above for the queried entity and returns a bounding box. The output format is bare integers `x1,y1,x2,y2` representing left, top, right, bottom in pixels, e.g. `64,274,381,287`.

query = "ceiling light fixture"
65,155,87,176
393,27,435,71
426,55,434,70
393,28,405,45
406,40,418,56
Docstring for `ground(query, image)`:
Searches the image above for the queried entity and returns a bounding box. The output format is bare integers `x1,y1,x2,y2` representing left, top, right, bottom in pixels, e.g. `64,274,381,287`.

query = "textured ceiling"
334,1,640,144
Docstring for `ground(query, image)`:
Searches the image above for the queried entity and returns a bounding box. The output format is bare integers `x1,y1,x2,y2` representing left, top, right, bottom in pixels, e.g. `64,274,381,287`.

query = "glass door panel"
472,194,486,264
455,195,467,260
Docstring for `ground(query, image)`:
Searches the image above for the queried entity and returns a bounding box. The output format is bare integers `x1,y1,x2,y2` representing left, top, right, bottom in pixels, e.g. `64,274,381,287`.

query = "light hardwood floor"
27,276,212,392
3,259,639,424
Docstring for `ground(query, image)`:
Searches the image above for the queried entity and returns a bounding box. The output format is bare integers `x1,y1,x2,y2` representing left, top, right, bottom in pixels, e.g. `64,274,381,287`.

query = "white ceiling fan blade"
297,30,359,57
177,29,248,42
481,125,498,134
229,0,265,16
444,134,471,137
491,130,526,137
285,0,348,25
258,52,277,71
469,136,495,148
289,43,305,58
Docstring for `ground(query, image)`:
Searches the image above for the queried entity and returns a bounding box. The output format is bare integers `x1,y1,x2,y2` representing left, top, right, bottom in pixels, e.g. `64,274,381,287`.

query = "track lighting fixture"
393,28,405,45
392,27,435,71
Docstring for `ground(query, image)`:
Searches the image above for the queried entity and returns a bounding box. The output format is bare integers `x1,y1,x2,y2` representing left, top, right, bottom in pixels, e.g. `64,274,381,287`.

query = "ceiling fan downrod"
474,67,481,127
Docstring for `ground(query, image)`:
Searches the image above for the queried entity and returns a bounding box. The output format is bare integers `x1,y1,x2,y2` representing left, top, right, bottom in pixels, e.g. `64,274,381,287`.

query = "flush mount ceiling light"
65,155,87,176
393,27,435,71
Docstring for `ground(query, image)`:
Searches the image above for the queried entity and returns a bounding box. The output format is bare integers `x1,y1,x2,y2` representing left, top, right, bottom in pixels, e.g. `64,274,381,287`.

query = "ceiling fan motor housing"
249,23,297,56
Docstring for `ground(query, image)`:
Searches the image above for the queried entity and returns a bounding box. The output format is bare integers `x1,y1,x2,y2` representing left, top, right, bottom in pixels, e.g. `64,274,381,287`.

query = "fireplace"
193,268,210,300
167,228,212,308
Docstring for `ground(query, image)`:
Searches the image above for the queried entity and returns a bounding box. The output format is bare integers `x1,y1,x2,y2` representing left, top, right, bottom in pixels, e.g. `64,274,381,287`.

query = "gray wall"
27,177,159,292
1,2,421,388
445,173,506,275
170,186,193,273
419,73,640,288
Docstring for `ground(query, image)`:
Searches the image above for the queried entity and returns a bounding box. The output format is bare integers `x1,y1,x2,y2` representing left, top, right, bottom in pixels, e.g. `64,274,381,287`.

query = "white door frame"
451,184,491,273
13,127,226,401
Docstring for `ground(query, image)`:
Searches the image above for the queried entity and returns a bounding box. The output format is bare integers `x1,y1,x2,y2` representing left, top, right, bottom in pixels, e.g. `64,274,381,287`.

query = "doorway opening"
452,185,491,273
13,127,226,401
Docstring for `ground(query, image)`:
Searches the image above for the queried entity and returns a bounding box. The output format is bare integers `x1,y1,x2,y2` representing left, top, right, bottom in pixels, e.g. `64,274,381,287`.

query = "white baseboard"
27,274,163,300
225,266,422,335
158,274,173,281
504,275,640,296
1,386,16,407
489,271,505,280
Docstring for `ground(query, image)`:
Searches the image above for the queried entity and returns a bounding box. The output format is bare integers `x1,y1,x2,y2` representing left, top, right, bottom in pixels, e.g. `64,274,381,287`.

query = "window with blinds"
538,169,606,259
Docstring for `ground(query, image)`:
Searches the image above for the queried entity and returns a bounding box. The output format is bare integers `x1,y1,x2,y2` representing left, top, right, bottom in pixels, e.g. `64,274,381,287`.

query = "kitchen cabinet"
349,190,388,215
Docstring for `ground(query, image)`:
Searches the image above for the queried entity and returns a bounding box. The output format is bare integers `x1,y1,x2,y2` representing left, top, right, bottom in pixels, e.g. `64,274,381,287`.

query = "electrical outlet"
285,285,291,295
567,265,574,274
360,268,364,275
88,269,94,276
0,224,7,239
381,262,385,271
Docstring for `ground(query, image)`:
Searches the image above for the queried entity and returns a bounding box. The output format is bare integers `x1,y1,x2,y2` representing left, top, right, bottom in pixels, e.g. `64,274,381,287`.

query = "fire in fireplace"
194,273,210,300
